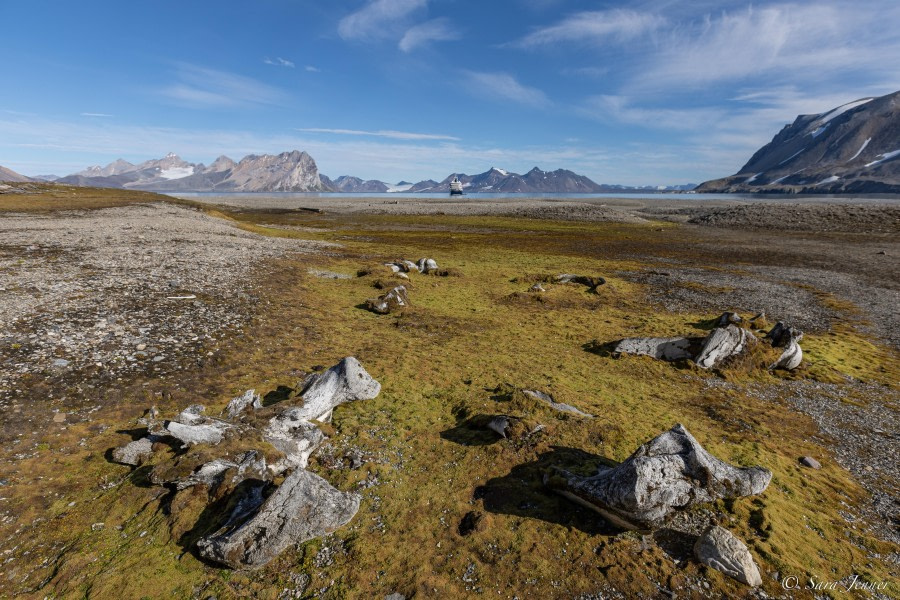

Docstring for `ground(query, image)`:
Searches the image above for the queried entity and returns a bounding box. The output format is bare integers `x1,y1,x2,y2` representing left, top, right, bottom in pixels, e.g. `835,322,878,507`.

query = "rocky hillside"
0,165,32,183
56,151,330,192
321,175,390,193
697,90,900,193
411,167,610,193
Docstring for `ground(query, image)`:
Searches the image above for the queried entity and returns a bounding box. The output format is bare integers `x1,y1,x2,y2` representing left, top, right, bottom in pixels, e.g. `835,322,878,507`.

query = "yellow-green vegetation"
0,182,196,212
1,205,897,599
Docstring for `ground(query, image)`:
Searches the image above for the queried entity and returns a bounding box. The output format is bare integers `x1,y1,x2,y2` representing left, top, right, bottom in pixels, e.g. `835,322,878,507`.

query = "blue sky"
1,0,898,185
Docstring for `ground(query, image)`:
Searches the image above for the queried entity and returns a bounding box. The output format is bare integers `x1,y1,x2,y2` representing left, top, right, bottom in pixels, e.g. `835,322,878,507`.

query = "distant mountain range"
5,151,696,193
698,90,900,194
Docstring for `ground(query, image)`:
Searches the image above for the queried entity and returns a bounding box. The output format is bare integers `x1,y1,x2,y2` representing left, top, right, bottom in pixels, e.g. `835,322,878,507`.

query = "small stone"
111,436,157,466
91,522,105,531
52,412,67,423
136,343,147,351
799,456,821,469
225,389,262,418
51,358,70,368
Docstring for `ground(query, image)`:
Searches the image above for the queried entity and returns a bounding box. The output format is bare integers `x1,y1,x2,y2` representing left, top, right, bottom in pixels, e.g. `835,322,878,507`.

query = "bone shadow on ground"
474,445,621,536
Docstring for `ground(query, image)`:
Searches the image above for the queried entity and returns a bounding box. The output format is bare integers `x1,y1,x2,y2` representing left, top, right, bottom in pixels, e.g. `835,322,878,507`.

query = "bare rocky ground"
0,203,336,420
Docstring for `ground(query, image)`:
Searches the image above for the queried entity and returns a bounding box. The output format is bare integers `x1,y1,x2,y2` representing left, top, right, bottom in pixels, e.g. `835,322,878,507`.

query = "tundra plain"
0,186,897,599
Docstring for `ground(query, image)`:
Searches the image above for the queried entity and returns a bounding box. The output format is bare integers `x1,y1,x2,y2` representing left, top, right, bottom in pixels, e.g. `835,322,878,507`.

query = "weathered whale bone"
695,525,763,587
366,285,409,314
546,424,771,530
291,356,381,423
694,324,752,369
613,337,698,361
197,468,361,569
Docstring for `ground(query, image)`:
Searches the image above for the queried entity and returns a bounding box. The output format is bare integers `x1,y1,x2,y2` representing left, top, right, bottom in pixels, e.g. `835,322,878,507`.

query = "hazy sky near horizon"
2,0,898,185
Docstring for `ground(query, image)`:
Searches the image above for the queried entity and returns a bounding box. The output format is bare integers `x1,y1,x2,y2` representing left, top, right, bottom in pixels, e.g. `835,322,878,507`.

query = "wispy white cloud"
561,66,609,78
579,95,726,131
305,65,320,73
460,71,550,108
625,3,900,91
263,57,295,68
338,0,426,41
159,64,285,108
80,112,113,118
399,18,459,52
512,9,665,48
298,127,460,141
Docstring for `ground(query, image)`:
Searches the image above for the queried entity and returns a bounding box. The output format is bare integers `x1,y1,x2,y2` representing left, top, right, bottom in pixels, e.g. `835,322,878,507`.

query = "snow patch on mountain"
809,124,829,138
779,148,806,165
815,97,874,126
864,149,900,168
848,138,871,162
160,166,195,180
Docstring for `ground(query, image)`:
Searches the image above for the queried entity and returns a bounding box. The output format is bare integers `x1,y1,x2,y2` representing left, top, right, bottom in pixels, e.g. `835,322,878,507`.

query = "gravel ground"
745,379,900,546
178,194,900,232
0,202,334,409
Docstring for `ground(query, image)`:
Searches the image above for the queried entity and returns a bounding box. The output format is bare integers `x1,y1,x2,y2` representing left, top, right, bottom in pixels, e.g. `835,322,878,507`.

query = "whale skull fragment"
545,424,771,530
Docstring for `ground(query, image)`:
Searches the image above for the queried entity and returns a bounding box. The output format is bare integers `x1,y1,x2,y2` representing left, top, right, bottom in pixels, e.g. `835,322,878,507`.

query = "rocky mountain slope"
321,175,390,193
0,165,32,182
409,166,608,193
697,90,900,193
56,151,329,192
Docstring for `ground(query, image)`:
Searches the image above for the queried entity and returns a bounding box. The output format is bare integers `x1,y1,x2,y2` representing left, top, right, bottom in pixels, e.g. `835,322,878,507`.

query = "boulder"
694,525,762,587
695,325,751,369
197,469,361,569
366,285,410,314
402,260,419,273
225,390,262,419
175,451,268,491
485,415,544,441
529,283,545,293
771,337,803,370
293,357,381,423
546,424,771,530
486,415,515,438
766,322,803,370
522,389,593,418
417,258,439,273
717,312,742,327
111,436,157,466
264,412,327,474
164,420,229,446
799,456,822,469
613,337,696,361
174,458,237,491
